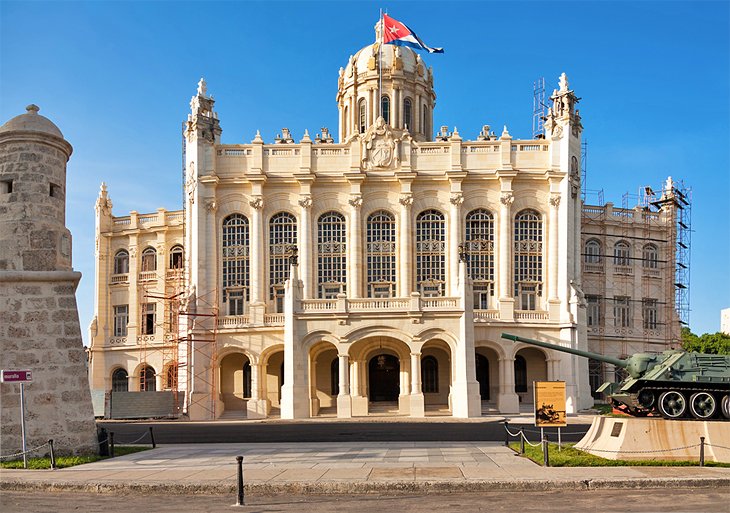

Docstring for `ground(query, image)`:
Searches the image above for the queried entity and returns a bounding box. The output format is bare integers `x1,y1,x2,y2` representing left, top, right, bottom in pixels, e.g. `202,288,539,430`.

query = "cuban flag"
382,14,444,54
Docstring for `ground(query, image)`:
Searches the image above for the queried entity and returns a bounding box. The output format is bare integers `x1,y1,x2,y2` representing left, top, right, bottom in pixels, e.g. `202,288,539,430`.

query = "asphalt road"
3,489,728,513
96,419,590,444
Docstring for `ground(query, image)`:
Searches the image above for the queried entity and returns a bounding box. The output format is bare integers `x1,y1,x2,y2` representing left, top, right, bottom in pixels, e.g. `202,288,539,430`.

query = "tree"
681,327,730,355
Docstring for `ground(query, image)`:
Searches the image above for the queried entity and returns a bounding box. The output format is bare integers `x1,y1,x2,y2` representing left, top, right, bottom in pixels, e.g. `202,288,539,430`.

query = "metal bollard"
236,456,245,506
149,426,156,449
49,439,56,470
699,436,705,467
541,434,548,467
519,428,525,454
504,421,510,447
110,432,115,458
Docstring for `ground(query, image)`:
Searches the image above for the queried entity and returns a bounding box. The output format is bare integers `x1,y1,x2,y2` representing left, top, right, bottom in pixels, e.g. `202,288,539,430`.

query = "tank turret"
501,333,730,421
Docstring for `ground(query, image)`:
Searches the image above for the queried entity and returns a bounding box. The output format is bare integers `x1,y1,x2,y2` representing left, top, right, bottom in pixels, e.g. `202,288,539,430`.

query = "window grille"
642,244,658,269
584,239,602,263
466,209,494,308
111,368,128,392
317,211,346,298
141,247,157,272
366,210,396,297
381,95,390,124
613,241,631,266
222,214,250,305
113,305,128,337
269,212,297,310
613,296,631,328
416,209,445,296
113,250,129,275
169,245,184,269
514,209,543,309
422,356,439,393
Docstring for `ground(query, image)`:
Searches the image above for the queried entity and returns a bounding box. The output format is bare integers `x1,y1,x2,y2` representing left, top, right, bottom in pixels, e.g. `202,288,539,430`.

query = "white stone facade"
89,36,611,420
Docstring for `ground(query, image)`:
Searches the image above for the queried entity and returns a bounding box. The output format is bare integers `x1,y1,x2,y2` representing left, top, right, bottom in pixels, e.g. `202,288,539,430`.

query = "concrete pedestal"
575,416,730,462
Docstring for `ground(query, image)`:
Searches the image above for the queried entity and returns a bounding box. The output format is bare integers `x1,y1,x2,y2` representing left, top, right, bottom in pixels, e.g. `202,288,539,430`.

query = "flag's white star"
388,25,401,35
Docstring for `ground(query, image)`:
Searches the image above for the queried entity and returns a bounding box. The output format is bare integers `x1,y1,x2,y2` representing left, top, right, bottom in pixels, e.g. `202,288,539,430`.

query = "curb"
3,477,730,495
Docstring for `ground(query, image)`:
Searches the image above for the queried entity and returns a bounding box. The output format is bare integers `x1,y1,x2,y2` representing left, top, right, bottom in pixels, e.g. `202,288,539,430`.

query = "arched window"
317,211,347,298
269,212,297,312
366,210,396,298
358,99,367,133
381,95,390,124
330,358,339,395
514,209,543,310
613,241,631,267
422,356,438,393
403,98,412,130
140,365,156,392
111,368,128,392
584,239,602,264
141,247,157,272
465,209,494,309
169,245,184,269
165,363,178,389
642,244,658,269
223,214,250,315
113,250,129,275
514,355,527,393
416,209,446,297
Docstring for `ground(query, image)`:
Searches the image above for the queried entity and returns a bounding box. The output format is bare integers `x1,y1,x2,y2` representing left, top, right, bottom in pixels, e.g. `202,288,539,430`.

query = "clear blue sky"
2,1,728,343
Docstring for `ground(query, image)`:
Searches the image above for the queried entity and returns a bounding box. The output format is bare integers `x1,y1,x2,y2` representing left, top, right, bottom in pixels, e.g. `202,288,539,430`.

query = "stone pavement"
2,441,729,495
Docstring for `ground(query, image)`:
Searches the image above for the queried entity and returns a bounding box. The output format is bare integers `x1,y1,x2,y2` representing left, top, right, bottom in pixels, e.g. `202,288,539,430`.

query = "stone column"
348,195,362,298
249,197,265,324
127,235,139,341
247,362,266,418
415,94,421,134
548,193,561,319
410,352,425,417
498,191,514,319
399,194,413,297
351,358,368,416
497,357,520,413
299,196,312,299
205,199,218,299
368,88,375,126
393,87,400,127
449,193,463,296
280,264,309,418
337,353,352,418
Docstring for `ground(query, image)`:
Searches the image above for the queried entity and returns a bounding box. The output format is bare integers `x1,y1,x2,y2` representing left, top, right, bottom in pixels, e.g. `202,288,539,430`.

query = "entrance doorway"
368,354,400,401
475,353,490,400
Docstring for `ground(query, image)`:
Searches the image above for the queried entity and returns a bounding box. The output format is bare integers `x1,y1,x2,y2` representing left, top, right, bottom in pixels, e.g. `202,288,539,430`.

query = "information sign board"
533,381,567,427
1,370,33,383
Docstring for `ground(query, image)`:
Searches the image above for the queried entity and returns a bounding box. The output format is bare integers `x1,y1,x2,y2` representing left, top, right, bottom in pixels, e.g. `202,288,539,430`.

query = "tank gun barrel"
501,333,627,368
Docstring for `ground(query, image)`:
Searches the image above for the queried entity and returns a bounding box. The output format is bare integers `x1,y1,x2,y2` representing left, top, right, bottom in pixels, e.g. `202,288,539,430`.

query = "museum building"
87,26,685,420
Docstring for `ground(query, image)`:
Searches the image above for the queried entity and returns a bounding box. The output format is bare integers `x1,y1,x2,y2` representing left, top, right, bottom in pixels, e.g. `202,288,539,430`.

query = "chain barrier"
113,431,150,445
577,443,702,454
0,441,50,461
521,432,543,448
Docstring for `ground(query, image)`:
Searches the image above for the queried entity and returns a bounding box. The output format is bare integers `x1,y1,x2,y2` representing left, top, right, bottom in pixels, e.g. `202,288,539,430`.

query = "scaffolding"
532,77,546,139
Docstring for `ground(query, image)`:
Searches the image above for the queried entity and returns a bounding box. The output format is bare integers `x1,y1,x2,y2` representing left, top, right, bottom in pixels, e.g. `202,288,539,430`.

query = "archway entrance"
475,353,490,401
368,354,400,401
220,353,251,412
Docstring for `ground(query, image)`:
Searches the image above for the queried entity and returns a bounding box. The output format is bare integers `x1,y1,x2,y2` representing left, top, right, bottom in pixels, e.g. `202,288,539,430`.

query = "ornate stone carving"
499,192,514,206
549,194,561,208
399,193,413,206
450,193,464,205
298,196,312,209
129,246,137,258
205,199,217,213
249,196,263,210
348,195,363,208
362,117,398,171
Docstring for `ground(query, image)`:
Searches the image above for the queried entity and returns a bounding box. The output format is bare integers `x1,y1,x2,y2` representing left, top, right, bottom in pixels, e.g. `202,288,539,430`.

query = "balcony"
110,274,128,284
138,271,157,282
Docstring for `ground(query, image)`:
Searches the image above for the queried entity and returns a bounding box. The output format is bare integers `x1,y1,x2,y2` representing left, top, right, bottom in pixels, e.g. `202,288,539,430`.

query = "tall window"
613,241,631,266
317,211,347,298
465,209,495,309
381,95,390,124
141,247,157,272
269,212,297,312
111,368,128,392
514,209,543,310
222,214,250,315
358,99,367,133
422,356,438,393
169,245,184,269
113,250,129,275
584,239,602,264
403,98,412,130
613,296,631,328
366,210,396,297
416,209,446,297
643,298,658,329
140,365,156,392
514,355,527,393
141,302,156,335
586,295,601,326
113,305,129,337
642,244,658,269
165,364,178,389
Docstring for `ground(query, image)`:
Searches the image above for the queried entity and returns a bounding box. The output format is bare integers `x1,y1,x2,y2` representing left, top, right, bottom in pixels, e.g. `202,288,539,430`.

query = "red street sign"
1,370,33,383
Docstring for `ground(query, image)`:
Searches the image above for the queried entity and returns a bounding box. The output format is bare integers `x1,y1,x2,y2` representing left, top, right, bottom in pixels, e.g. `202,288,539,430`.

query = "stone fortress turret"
0,105,97,455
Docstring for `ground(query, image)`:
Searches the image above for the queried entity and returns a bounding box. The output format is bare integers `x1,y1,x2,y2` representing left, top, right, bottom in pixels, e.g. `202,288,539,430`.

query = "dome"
344,42,420,78
0,104,65,139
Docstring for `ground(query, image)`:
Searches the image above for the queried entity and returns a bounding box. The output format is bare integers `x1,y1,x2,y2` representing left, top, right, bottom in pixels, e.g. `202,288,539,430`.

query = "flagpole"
379,8,383,120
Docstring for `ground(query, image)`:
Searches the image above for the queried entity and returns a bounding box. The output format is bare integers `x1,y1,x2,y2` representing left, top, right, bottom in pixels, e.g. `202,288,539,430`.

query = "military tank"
501,333,730,420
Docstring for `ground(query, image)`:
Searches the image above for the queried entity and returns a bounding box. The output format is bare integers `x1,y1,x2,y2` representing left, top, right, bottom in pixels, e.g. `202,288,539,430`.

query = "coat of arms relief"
361,116,401,171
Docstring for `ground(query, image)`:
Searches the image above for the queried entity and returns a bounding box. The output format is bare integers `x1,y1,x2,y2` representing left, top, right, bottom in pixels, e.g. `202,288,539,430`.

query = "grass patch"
0,445,150,470
509,442,730,467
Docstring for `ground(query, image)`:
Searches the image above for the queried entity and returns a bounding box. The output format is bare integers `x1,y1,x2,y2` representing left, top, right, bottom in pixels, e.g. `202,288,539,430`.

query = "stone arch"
420,337,451,408
474,339,506,404
110,366,129,392
310,192,346,217
513,345,548,404
216,195,249,219
219,351,252,412
259,343,285,409
309,339,339,415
